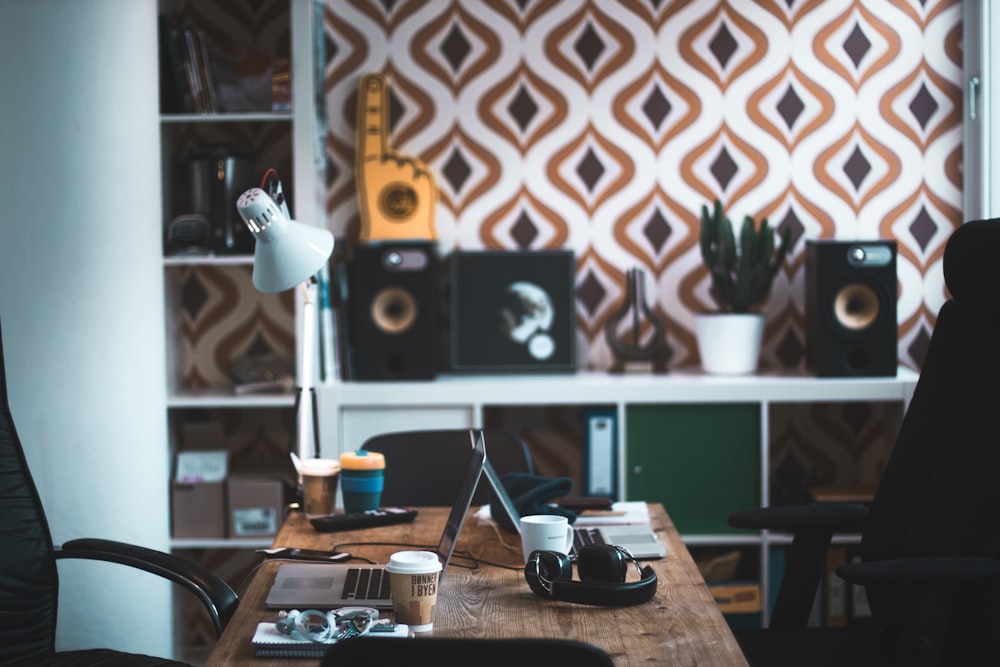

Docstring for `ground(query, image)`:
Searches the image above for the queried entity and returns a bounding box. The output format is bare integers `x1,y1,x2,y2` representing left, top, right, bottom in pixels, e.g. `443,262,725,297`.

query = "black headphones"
524,544,658,606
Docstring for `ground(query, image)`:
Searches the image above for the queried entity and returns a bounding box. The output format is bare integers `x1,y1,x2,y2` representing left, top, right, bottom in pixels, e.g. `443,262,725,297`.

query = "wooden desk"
206,505,748,666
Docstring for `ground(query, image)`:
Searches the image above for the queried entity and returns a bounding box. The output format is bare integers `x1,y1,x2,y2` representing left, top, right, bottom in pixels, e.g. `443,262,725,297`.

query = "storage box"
710,583,762,614
227,475,285,537
172,449,228,538
172,481,226,538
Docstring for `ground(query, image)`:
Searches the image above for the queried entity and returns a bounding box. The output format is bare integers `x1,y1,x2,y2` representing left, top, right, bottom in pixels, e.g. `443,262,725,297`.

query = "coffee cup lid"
339,450,385,470
385,550,442,574
299,458,340,475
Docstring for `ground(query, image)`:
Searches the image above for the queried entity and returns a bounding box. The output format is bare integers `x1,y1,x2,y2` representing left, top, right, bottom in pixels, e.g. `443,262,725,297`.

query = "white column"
0,0,172,658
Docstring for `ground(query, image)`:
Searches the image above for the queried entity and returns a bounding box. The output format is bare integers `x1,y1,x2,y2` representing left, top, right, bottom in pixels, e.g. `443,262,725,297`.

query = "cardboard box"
227,475,285,538
172,481,226,538
172,449,228,539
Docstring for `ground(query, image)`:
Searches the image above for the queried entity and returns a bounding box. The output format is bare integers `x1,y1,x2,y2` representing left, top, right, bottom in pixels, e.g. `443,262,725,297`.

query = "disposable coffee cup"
386,550,442,632
520,514,575,563
339,450,385,513
300,458,340,518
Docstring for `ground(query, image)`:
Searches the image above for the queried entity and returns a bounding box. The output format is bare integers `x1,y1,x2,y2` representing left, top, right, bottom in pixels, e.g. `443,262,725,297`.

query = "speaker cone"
833,282,880,331
371,287,417,334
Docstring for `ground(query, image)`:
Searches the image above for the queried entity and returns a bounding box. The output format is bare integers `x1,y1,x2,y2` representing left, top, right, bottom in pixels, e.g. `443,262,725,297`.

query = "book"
825,545,848,626
316,264,339,383
194,29,219,112
572,501,652,526
251,620,410,657
158,16,192,113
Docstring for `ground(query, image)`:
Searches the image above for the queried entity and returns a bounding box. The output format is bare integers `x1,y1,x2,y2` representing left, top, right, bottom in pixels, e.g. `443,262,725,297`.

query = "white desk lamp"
236,186,334,463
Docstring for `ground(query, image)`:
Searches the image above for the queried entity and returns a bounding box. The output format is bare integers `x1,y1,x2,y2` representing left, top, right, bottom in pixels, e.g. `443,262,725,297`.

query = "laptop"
264,431,487,610
477,437,666,560
475,432,523,533
572,522,667,559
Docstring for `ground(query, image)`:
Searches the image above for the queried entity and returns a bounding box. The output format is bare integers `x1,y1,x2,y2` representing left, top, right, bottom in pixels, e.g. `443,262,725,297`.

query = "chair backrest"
321,637,614,666
361,429,533,506
860,220,1000,651
0,319,61,664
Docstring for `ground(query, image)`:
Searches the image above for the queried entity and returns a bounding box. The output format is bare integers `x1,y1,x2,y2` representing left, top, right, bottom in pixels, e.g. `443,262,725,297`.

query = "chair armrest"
55,538,239,636
728,502,869,533
728,503,868,628
837,556,1000,586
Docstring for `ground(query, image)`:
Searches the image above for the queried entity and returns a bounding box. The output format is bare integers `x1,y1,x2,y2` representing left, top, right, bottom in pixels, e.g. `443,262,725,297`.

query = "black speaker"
346,241,438,380
805,240,897,377
524,544,658,607
184,145,257,254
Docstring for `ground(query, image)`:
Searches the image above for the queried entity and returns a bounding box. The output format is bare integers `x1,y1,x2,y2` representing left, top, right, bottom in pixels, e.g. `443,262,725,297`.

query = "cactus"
699,199,790,314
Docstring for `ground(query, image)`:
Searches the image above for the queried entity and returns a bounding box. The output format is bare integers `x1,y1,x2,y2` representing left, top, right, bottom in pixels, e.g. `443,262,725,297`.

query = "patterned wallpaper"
322,0,963,374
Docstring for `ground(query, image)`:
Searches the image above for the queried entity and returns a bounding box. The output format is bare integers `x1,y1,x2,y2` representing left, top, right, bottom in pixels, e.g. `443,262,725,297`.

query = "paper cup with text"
386,550,442,632
520,514,575,563
299,458,340,518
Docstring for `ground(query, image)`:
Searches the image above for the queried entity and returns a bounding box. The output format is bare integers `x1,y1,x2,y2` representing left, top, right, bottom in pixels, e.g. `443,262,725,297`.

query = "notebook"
479,444,666,560
572,516,667,560
264,431,487,610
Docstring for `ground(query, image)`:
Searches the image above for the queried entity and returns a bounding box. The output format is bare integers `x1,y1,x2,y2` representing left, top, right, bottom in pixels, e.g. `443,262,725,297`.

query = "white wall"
0,0,175,658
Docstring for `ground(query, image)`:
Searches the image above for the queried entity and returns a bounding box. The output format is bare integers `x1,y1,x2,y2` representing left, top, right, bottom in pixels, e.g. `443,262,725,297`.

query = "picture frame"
450,250,576,373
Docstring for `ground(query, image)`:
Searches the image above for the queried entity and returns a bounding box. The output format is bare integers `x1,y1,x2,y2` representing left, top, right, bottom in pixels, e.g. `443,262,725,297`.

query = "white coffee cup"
520,514,575,563
385,550,442,632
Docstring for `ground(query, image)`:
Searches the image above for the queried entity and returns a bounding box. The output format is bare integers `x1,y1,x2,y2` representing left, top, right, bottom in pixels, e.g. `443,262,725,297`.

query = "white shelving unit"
160,0,321,550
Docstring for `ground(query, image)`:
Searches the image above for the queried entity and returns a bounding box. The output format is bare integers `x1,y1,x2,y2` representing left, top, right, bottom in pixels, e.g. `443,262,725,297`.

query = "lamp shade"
236,187,335,293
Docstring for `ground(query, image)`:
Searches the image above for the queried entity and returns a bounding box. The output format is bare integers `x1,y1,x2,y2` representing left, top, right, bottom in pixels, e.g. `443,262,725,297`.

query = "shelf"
160,111,293,123
683,535,763,547
164,254,253,267
764,533,863,546
321,368,919,406
167,390,296,409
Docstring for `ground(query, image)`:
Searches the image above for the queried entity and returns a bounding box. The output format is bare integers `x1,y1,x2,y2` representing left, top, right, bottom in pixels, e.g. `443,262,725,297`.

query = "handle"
563,525,575,554
969,76,980,121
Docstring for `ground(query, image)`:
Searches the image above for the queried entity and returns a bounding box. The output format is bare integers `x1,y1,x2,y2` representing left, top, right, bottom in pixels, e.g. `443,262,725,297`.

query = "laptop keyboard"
574,528,606,549
342,567,391,600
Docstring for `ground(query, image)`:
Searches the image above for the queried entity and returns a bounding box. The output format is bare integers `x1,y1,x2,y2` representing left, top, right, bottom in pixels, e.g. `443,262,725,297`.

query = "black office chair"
727,219,1000,667
361,428,533,505
321,637,614,666
0,317,240,667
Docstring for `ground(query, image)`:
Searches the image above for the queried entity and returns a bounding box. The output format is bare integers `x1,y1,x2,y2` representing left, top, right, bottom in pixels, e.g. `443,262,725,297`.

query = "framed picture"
450,250,576,373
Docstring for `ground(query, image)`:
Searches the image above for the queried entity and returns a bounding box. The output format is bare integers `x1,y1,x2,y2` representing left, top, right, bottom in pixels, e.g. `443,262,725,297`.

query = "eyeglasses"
276,607,377,644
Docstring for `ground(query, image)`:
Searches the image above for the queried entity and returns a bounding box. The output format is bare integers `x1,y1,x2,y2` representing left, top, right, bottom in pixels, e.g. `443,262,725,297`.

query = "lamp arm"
298,280,319,459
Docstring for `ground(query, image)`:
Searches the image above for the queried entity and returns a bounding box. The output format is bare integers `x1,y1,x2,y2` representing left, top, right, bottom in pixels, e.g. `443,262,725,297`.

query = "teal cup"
339,450,385,513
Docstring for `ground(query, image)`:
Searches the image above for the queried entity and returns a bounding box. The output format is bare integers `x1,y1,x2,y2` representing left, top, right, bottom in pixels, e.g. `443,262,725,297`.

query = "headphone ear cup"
524,550,573,597
577,544,629,583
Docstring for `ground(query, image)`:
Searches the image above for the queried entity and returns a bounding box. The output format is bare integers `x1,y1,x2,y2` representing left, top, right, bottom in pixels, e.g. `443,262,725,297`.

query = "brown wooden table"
205,504,748,666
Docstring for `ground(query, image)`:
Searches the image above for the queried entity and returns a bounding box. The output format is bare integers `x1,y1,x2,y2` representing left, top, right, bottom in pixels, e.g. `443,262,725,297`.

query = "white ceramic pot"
694,313,765,375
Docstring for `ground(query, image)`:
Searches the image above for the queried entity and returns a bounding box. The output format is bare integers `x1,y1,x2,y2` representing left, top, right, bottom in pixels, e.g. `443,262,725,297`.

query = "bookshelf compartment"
626,403,761,535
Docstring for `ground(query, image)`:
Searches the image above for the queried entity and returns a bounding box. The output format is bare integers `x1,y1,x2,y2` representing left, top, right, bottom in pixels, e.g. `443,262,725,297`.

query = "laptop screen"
435,430,486,570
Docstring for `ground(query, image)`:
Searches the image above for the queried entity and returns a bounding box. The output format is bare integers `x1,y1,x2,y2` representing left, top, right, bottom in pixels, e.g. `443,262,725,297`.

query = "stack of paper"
572,501,652,526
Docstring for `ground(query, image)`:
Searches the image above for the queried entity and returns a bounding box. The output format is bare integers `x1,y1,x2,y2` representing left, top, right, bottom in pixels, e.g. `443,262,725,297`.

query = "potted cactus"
695,199,790,374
